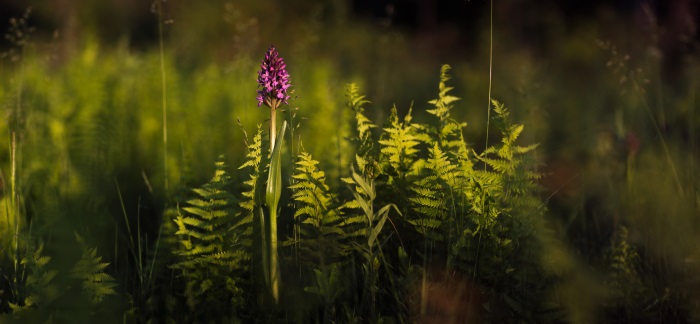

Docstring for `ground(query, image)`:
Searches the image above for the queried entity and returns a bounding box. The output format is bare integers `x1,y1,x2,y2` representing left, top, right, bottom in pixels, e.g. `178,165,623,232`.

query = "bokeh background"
1,0,699,321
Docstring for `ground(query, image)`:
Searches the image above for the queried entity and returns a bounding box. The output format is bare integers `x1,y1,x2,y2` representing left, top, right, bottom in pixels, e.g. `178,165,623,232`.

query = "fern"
606,226,646,312
239,124,264,217
475,100,541,214
402,65,475,244
346,83,377,164
408,143,465,240
171,155,250,313
290,151,370,260
378,105,426,180
172,156,247,268
7,241,59,313
71,233,117,305
427,64,470,161
303,262,346,302
290,152,342,253
347,83,380,177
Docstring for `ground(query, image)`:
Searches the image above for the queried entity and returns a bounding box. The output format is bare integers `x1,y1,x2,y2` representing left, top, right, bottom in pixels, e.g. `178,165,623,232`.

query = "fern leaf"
72,233,117,305
346,84,378,171
288,150,361,264
378,105,423,178
168,154,253,314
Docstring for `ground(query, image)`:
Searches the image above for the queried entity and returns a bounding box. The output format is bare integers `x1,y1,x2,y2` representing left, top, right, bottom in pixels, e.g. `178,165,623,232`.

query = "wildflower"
257,45,291,110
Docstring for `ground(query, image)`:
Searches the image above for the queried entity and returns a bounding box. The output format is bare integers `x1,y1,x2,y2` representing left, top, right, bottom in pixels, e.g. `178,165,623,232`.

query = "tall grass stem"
484,0,493,153
157,1,169,193
632,76,683,195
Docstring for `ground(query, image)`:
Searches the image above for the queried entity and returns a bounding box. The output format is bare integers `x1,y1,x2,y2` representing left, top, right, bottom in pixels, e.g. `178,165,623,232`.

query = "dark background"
2,0,697,48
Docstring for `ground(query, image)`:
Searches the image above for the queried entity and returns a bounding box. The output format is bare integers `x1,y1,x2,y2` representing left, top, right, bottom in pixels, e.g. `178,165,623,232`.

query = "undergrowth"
0,55,556,321
2,2,699,322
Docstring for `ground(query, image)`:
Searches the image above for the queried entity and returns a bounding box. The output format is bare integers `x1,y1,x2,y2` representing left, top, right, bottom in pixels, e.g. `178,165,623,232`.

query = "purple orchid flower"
257,45,291,109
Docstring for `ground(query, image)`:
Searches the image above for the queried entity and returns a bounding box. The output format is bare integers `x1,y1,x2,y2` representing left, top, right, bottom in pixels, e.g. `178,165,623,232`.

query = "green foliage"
171,155,250,316
469,100,540,230
0,49,554,320
407,143,457,241
338,66,554,321
303,262,346,303
289,151,354,263
346,85,372,136
71,233,117,305
2,234,118,321
605,226,647,316
346,83,380,178
263,120,287,303
239,124,265,216
379,105,426,179
426,65,469,160
7,241,58,313
2,4,698,322
345,166,400,253
342,162,401,318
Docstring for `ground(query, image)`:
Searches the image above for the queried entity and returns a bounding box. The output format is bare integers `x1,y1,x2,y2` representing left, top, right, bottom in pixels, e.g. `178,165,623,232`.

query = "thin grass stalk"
484,0,493,154
471,0,493,315
420,223,430,316
690,69,696,205
286,107,302,278
137,196,143,286
631,75,684,195
114,224,118,272
11,131,18,285
148,212,165,289
156,0,169,193
115,179,144,286
11,41,26,296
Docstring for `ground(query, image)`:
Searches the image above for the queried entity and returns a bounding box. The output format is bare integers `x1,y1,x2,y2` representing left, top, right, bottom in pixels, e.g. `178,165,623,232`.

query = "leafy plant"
288,150,355,264
346,84,376,164
71,233,117,305
0,37,561,322
7,241,58,313
342,160,401,319
170,156,250,318
341,65,553,321
262,120,286,304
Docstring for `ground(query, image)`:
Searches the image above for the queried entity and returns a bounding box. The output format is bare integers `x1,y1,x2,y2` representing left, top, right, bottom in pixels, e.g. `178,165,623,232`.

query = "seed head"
257,45,291,109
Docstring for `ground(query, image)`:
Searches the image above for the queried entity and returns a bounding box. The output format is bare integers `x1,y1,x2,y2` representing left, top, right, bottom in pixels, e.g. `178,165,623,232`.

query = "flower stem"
270,107,277,152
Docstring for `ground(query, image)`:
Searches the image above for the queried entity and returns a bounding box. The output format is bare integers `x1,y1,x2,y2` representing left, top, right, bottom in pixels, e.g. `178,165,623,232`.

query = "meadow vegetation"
0,1,699,322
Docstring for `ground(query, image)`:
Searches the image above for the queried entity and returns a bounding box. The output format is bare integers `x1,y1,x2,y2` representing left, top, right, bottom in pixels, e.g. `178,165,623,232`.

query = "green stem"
157,1,169,193
265,120,286,303
270,108,277,152
269,203,279,302
11,131,18,287
484,0,493,156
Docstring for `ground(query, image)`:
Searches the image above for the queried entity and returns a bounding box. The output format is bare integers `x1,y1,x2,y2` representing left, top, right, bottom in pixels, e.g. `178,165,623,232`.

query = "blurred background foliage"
0,0,699,321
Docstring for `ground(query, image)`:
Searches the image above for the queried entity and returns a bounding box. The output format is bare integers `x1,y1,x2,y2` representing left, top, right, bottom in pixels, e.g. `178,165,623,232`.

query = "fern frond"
169,155,252,315
406,145,463,240
346,84,378,172
427,65,461,121
11,241,60,311
172,155,250,273
72,233,117,305
288,151,359,264
378,105,424,178
426,64,471,173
